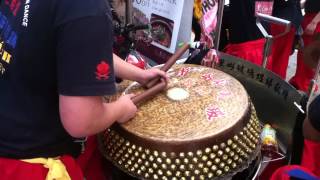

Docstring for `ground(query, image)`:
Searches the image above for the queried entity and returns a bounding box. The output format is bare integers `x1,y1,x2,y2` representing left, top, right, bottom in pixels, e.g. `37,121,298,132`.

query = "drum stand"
256,13,291,69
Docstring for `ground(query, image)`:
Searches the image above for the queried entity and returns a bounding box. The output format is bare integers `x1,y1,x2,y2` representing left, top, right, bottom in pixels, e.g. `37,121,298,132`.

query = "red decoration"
126,54,146,69
177,67,192,77
218,90,231,99
95,61,110,80
212,79,227,86
201,73,214,81
206,105,224,121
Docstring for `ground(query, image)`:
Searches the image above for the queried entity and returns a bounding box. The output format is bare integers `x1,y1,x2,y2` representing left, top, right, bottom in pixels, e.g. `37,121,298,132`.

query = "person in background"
224,0,273,68
289,0,320,92
0,0,167,180
271,33,320,180
270,0,303,79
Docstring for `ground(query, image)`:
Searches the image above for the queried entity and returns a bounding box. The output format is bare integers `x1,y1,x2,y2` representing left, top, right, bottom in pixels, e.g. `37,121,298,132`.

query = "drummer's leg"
290,14,320,92
270,24,296,79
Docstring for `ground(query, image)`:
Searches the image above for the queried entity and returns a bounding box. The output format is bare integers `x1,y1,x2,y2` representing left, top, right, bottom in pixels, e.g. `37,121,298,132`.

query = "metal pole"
214,0,225,50
262,35,273,68
125,0,133,25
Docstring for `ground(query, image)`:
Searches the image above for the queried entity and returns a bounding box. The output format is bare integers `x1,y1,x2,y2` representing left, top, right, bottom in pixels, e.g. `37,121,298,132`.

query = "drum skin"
99,64,261,179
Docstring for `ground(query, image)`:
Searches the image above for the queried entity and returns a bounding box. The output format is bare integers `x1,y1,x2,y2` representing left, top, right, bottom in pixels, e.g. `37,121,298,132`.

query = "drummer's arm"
59,94,136,138
113,53,168,85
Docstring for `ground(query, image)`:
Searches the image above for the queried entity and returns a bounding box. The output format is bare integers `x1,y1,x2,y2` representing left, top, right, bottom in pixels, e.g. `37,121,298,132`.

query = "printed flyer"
132,0,193,64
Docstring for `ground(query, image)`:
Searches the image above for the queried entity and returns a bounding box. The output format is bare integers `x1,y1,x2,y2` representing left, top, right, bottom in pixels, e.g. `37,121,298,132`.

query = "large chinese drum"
99,64,261,179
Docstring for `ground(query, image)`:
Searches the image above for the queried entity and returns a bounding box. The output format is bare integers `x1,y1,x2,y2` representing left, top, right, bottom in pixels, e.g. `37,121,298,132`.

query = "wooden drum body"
99,64,261,179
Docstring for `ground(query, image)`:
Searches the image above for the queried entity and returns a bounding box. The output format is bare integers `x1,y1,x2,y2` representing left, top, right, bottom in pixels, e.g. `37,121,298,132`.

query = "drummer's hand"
137,68,169,86
116,94,138,123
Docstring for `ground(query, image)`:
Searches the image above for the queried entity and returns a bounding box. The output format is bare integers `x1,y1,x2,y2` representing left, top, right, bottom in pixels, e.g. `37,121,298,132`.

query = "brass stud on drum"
222,154,228,161
212,145,219,152
229,151,235,157
216,170,223,176
149,155,155,162
166,158,171,165
205,148,211,154
180,164,186,171
145,149,150,155
158,163,165,171
220,143,227,149
161,152,167,158
203,167,209,174
137,169,142,175
134,163,139,169
211,165,217,171
166,170,172,176
137,158,142,165
141,165,146,172
152,163,158,169
231,162,237,169
176,171,182,177
214,158,221,164
153,174,159,180
183,158,189,164
157,157,162,164
154,151,159,157
192,157,198,163
219,162,226,169
208,172,214,178
184,170,191,177
200,175,205,180
144,161,150,167
148,168,154,174
202,155,208,161
187,152,194,157
158,169,163,176
175,158,181,165
210,153,216,159
194,169,200,175
198,163,204,169
144,173,150,179
188,164,195,170
196,150,203,157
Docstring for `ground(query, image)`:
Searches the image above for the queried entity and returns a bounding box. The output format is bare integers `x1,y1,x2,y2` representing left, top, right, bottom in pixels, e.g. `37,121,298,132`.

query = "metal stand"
125,0,133,25
214,0,225,50
256,13,291,69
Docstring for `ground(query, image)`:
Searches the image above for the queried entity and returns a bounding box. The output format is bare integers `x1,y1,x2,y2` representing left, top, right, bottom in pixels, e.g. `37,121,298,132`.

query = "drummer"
0,0,167,180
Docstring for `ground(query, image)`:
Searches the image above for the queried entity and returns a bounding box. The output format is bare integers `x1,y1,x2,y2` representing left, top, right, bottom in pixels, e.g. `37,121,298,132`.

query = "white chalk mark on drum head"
166,87,189,101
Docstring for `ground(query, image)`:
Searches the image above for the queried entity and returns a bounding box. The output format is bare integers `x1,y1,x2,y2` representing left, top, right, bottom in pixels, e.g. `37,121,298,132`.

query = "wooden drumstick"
132,80,167,105
145,43,190,89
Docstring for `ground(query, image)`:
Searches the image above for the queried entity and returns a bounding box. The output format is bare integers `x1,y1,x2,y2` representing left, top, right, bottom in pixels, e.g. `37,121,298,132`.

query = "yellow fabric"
21,157,71,180
194,0,203,21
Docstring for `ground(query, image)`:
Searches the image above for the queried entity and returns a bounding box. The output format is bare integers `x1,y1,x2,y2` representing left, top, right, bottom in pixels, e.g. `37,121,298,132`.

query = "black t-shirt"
272,0,303,28
229,0,268,44
0,0,116,158
305,0,320,13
